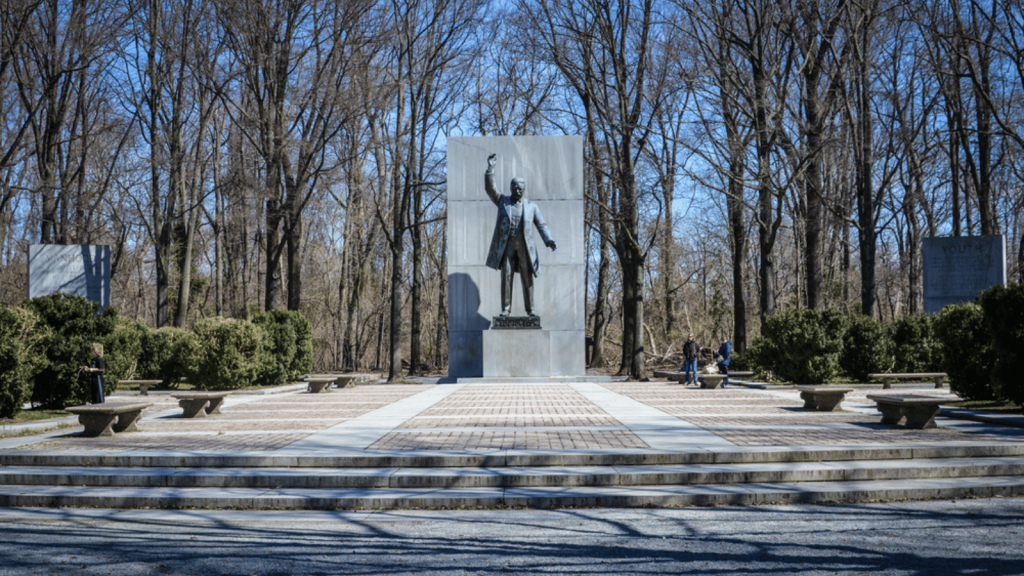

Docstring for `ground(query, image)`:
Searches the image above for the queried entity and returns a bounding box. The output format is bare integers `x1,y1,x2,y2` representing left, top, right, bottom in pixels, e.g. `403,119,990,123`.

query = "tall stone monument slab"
447,136,585,378
28,244,111,307
922,235,1006,313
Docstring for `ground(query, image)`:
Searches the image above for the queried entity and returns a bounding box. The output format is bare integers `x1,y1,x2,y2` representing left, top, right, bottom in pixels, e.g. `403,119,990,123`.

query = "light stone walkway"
7,381,1022,455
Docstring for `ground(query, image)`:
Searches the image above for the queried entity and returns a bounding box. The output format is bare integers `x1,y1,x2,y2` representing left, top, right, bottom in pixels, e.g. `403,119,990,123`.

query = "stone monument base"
483,330,551,377
481,328,583,378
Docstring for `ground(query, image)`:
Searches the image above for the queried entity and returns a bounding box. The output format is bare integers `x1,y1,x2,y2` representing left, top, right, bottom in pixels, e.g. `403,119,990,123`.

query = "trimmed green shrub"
933,302,995,401
747,309,847,384
178,317,270,390
840,314,894,382
22,294,126,409
892,313,940,373
253,310,313,386
101,317,145,387
137,326,191,387
979,284,1024,407
742,337,778,380
0,306,46,418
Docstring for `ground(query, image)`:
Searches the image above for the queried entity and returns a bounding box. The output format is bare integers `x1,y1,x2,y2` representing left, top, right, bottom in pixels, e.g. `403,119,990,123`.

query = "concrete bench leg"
112,409,146,433
77,413,117,437
205,397,226,414
901,405,941,429
882,377,892,390
935,376,945,389
799,392,819,410
307,382,330,393
179,399,211,418
877,404,904,426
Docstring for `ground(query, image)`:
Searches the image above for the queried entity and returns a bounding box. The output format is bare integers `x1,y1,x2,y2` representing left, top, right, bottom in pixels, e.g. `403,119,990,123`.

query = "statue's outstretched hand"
546,240,557,251
487,153,497,168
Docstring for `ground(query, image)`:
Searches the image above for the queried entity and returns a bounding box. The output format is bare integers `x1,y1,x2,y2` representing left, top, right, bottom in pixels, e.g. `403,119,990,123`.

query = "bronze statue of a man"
484,153,557,318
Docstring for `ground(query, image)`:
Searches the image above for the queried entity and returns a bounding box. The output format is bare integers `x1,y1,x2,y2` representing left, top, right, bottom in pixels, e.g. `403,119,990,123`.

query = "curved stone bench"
334,375,357,388
795,385,853,411
305,374,360,389
118,380,163,396
66,403,154,437
171,392,230,418
305,378,335,393
867,372,947,389
867,394,947,429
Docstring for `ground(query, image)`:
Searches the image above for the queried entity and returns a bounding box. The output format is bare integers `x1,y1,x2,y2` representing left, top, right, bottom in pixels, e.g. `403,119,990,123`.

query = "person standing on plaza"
679,334,700,385
80,343,106,404
716,338,732,387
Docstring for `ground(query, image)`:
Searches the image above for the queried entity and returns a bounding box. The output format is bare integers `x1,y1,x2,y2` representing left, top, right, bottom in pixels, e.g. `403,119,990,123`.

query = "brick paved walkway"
9,381,1019,454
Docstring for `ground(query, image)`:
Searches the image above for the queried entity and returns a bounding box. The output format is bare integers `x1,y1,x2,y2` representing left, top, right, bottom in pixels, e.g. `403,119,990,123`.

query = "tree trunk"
727,162,747,353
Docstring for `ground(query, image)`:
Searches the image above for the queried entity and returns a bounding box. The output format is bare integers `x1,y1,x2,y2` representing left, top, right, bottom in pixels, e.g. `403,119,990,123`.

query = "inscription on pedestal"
492,315,542,329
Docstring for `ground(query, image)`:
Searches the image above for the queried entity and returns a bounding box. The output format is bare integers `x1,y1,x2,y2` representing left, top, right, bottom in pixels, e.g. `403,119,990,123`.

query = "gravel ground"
0,497,1022,575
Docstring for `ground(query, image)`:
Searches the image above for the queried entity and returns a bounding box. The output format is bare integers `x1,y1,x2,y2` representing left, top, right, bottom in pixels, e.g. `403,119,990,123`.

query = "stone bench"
652,371,690,383
795,385,853,411
698,374,728,389
65,402,154,437
306,374,359,389
730,371,755,378
305,377,336,393
867,372,947,389
118,379,163,396
334,375,357,388
171,392,231,418
866,394,948,429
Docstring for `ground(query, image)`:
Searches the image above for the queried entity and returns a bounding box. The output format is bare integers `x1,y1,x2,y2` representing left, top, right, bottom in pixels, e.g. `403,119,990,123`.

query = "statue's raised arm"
484,153,500,205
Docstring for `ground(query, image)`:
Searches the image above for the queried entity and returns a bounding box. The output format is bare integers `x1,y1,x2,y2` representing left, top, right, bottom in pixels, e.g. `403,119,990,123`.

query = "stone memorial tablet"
922,235,1006,313
28,244,111,307
447,136,584,378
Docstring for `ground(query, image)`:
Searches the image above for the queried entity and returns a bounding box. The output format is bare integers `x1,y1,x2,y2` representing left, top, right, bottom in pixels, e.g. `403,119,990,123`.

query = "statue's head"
510,177,526,203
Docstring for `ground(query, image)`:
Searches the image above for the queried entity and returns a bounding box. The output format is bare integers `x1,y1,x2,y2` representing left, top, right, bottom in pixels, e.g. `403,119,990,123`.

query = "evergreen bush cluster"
741,287,1022,407
21,294,133,409
933,303,995,401
178,317,270,390
137,327,191,386
254,310,314,386
840,314,895,381
0,293,317,413
979,284,1024,406
746,309,846,384
892,313,941,373
0,306,45,418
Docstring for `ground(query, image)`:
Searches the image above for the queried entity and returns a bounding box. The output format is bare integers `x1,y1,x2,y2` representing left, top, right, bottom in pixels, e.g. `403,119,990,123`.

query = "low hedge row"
0,294,315,413
743,283,1024,406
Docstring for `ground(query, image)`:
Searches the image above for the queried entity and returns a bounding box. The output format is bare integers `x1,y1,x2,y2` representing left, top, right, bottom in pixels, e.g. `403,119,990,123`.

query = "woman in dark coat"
81,343,106,404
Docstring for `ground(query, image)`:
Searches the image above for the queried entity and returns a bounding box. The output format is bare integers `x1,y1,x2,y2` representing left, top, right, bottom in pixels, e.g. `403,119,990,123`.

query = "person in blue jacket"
716,338,732,387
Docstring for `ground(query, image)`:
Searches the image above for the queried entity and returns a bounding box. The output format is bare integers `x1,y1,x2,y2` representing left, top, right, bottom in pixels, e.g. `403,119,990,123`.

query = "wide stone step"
3,456,1024,489
1,475,1023,509
5,442,1024,469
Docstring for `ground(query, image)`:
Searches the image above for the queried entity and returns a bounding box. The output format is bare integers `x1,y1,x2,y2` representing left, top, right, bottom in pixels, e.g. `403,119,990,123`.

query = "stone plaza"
2,378,1023,509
